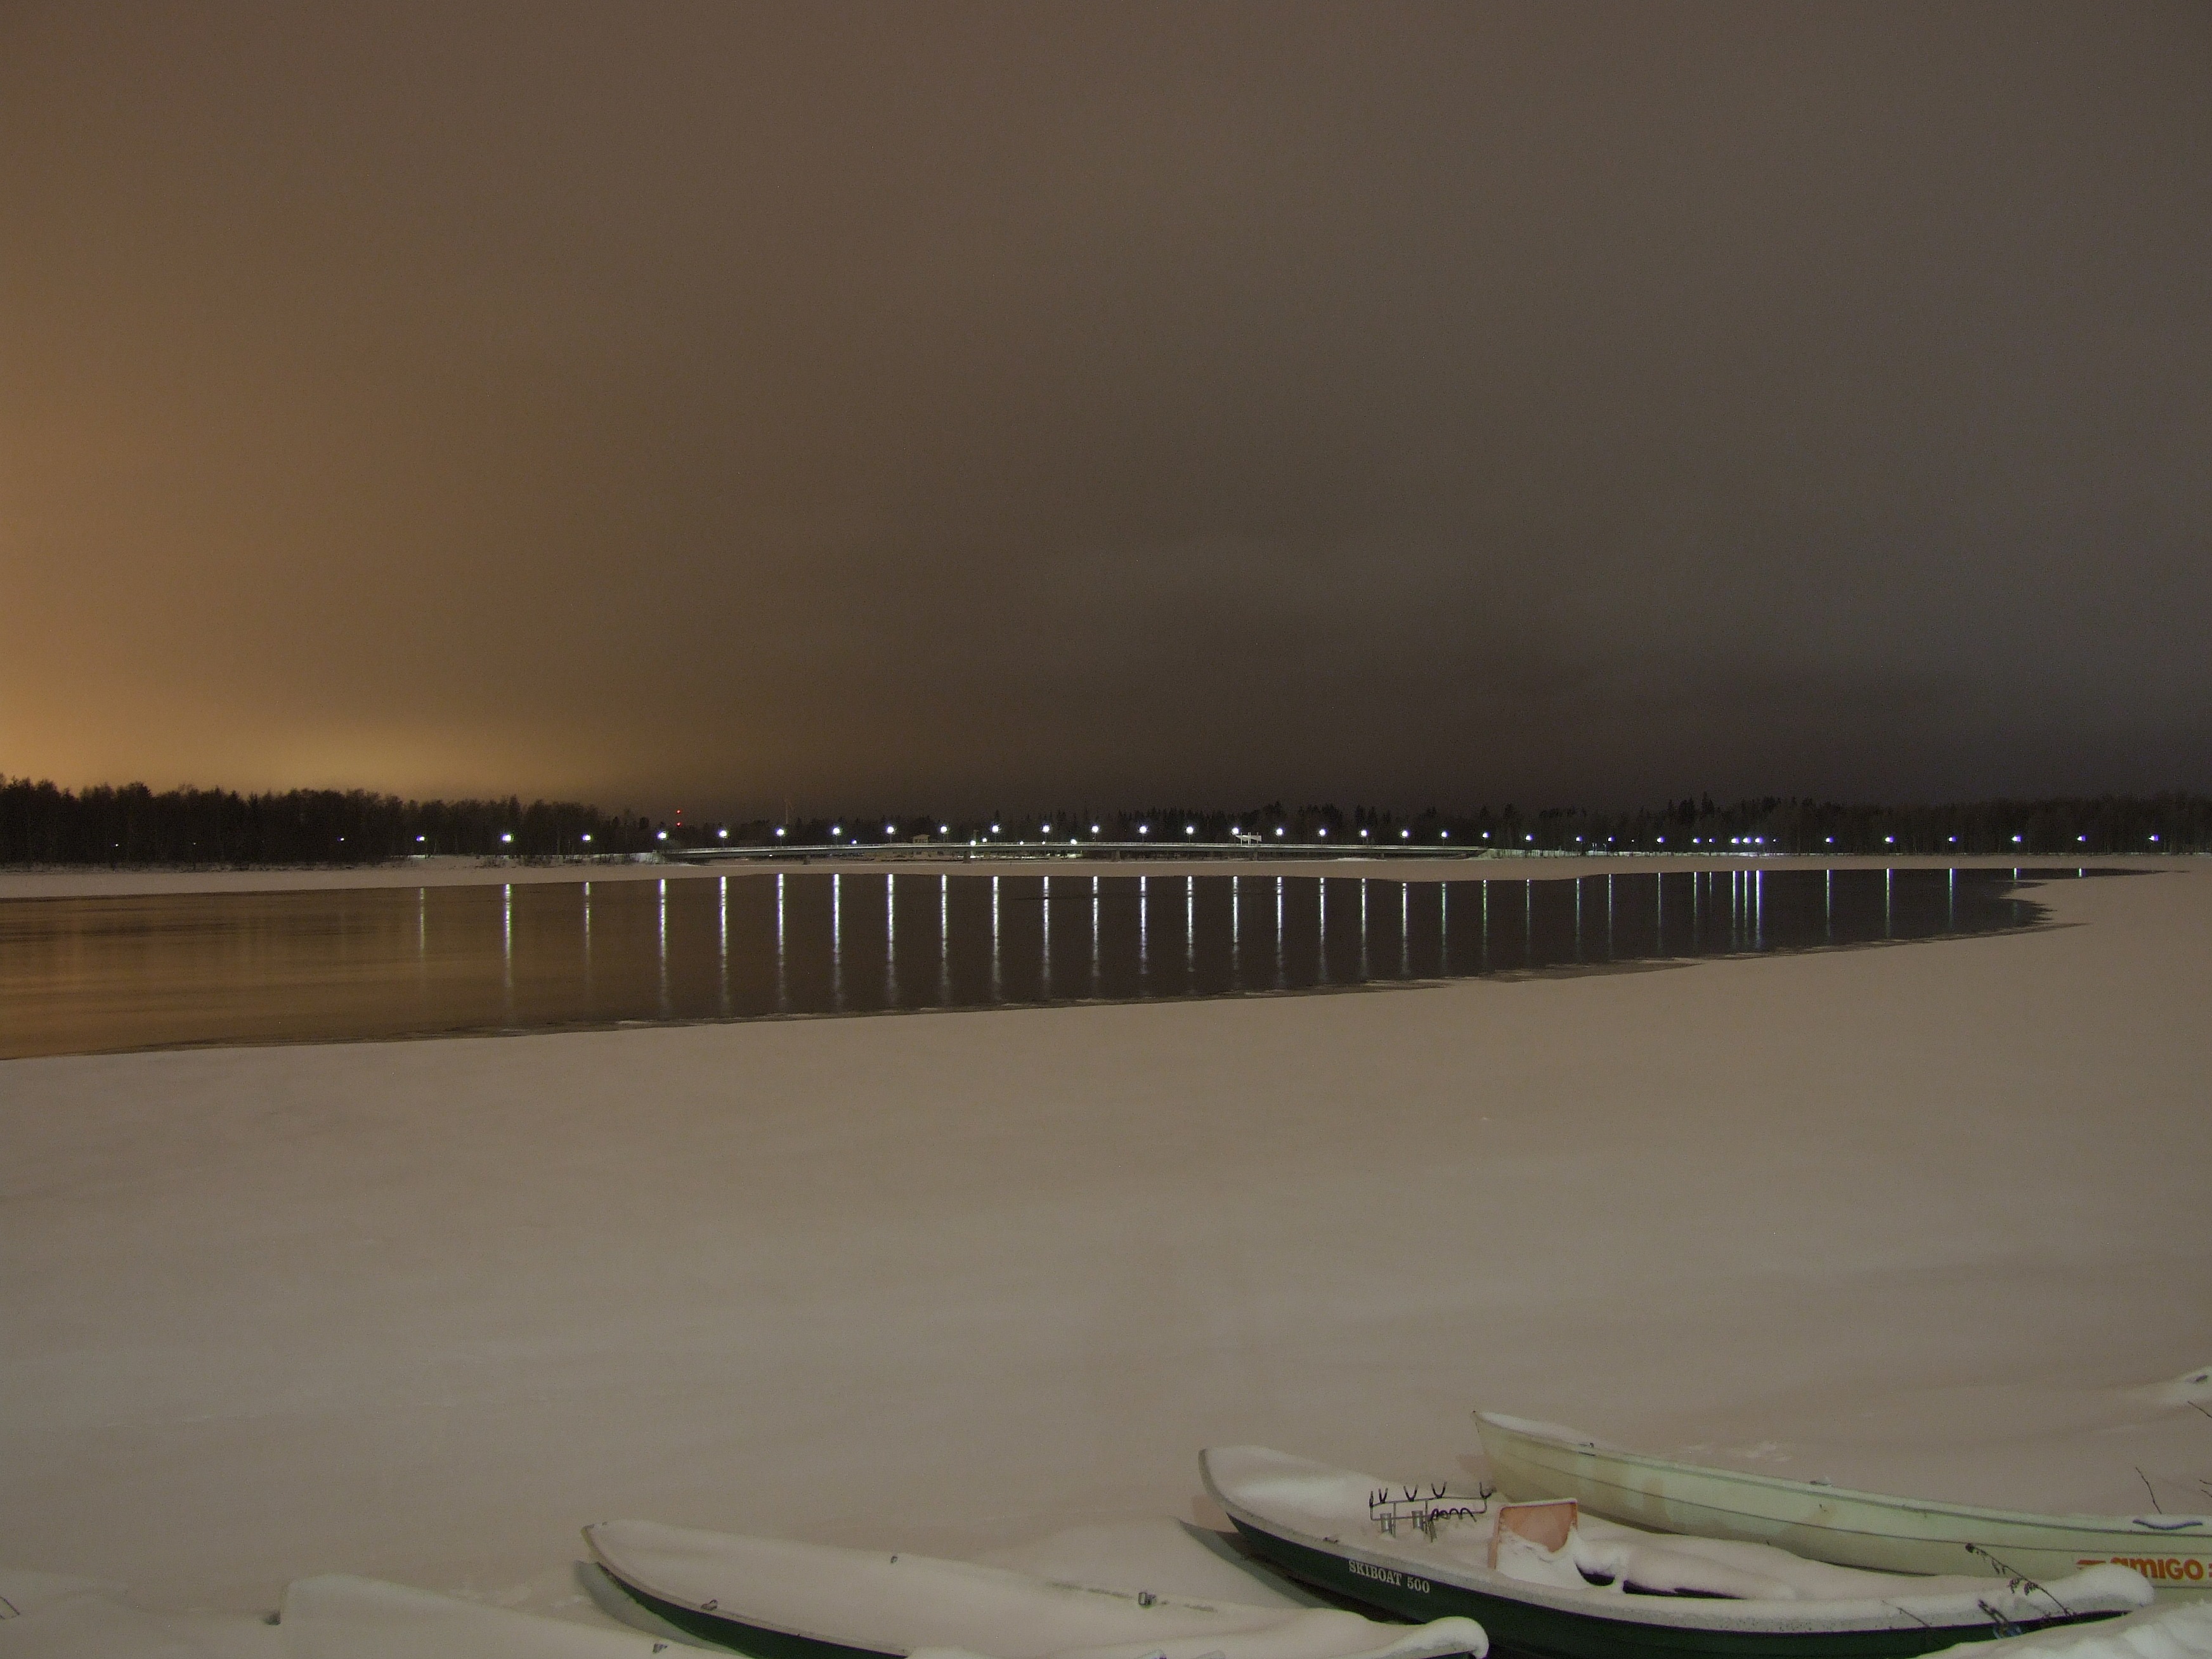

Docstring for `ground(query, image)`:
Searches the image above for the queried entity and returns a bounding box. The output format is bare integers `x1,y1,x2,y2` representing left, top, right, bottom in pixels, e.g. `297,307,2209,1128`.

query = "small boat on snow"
1202,1445,2151,1659
583,1518,1489,1659
1475,1412,2212,1600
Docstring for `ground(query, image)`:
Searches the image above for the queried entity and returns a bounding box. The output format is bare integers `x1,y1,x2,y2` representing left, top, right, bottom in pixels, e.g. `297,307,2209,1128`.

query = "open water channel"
0,866,2078,1059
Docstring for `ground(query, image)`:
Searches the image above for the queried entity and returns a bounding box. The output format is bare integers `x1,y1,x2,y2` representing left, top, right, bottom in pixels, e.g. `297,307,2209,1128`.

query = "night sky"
4,3,2207,816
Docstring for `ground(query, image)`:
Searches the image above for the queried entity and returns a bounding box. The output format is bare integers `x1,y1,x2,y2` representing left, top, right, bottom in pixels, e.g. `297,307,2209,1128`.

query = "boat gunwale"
1474,1413,2212,1544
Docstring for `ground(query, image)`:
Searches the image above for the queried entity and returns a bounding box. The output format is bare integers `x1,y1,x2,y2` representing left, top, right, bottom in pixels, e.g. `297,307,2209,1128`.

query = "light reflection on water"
0,868,2078,1060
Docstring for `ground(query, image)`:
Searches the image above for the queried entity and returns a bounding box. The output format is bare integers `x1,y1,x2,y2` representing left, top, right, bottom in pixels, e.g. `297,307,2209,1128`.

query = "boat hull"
1476,1414,2212,1600
1224,1517,2102,1659
595,1570,892,1659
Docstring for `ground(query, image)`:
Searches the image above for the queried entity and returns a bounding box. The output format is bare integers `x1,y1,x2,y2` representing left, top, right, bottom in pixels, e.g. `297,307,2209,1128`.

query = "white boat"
583,1517,1489,1659
1202,1444,2151,1659
1474,1412,2212,1600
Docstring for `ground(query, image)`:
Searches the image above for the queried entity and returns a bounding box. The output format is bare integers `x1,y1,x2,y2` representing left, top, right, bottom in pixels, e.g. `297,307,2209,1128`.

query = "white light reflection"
1317,878,1328,984
1041,875,1051,999
656,878,668,1017
719,875,730,1016
776,873,788,1013
887,873,899,1005
503,883,514,1013
1185,875,1194,979
939,875,950,1005
1400,881,1410,975
832,873,844,1011
991,875,1001,999
1138,875,1148,984
1479,878,1489,973
1090,876,1100,995
1275,876,1285,986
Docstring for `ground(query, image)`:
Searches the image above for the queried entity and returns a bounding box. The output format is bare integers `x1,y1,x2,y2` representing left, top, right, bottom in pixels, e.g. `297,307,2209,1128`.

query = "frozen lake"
0,866,2072,1058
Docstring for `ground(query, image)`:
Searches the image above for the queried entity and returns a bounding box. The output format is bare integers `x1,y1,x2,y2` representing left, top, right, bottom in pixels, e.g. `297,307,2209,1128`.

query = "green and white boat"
583,1518,1490,1659
1200,1445,2150,1659
1475,1412,2212,1600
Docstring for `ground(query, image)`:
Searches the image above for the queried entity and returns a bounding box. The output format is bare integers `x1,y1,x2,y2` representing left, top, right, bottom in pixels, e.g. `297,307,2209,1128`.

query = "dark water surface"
0,868,2079,1059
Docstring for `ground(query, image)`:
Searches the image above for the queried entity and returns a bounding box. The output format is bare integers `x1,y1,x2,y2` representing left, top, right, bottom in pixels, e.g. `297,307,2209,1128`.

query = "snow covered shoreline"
2,865,2206,1630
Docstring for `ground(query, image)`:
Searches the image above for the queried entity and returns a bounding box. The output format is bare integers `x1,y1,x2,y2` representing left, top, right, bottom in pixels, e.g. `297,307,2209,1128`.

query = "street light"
774,826,786,838
717,828,729,838
500,832,512,845
1185,824,1196,835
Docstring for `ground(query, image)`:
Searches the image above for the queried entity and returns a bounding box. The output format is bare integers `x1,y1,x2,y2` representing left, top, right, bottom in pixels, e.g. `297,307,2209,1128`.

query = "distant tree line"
0,779,668,866
6,778,2206,865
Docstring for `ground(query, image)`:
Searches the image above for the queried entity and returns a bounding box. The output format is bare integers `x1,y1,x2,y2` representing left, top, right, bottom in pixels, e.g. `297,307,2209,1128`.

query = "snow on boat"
1474,1412,2212,1600
582,1518,1488,1659
278,1574,688,1658
1201,1445,2152,1659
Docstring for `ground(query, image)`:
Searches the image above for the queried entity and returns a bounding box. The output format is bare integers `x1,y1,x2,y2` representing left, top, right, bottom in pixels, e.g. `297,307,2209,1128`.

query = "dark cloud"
4,2,2206,813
